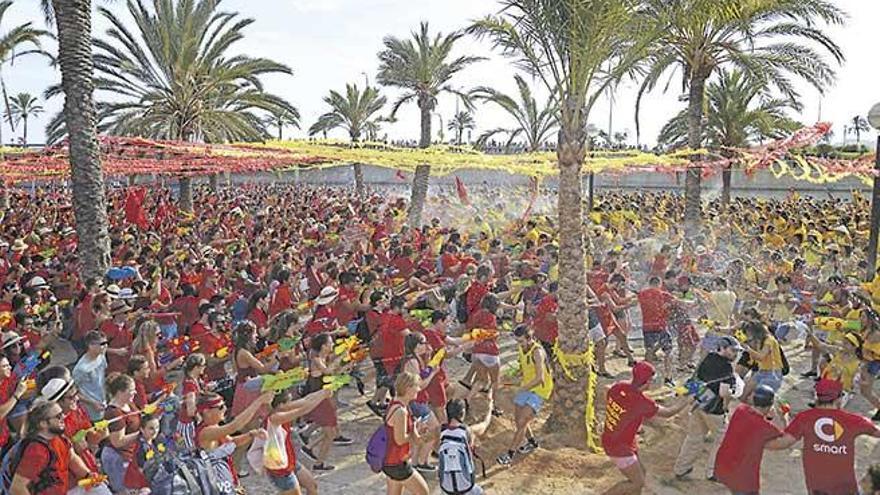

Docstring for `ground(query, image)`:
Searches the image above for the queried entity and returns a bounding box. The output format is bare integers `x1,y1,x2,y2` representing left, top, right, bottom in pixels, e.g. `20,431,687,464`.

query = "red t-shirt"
64,405,99,473
465,281,489,315
304,305,337,337
391,257,415,279
533,295,558,344
74,294,95,340
269,284,293,317
380,312,409,374
334,286,358,326
248,307,269,331
16,436,72,495
601,382,659,457
172,295,200,330
714,404,782,493
468,309,498,356
105,405,141,461
0,375,13,448
178,378,202,424
101,320,132,374
637,287,673,333
784,407,879,495
189,322,209,340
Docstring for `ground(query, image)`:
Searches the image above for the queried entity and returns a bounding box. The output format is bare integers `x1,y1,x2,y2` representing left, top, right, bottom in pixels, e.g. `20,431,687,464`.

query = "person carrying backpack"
383,372,431,495
7,400,98,495
438,398,493,495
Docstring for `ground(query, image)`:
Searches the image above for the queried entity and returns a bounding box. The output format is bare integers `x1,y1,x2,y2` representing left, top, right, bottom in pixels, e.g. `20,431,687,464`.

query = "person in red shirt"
465,265,491,316
171,284,201,333
10,400,94,495
771,379,880,495
637,276,677,386
268,269,295,317
391,246,416,280
264,388,332,494
380,296,411,379
713,385,788,494
466,294,502,416
101,300,136,374
384,372,430,495
334,271,369,328
533,287,558,356
0,355,27,452
601,362,689,495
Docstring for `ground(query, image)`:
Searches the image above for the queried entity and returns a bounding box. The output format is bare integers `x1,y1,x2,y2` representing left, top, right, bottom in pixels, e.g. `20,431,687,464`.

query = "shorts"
473,353,500,368
514,390,544,414
609,454,639,470
643,330,673,354
753,370,783,392
866,361,880,377
383,461,415,481
373,358,393,389
409,401,432,421
268,471,300,491
588,324,605,343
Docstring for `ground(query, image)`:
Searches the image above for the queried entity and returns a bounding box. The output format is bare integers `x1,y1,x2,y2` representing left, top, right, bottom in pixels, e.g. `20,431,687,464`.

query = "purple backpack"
365,425,388,473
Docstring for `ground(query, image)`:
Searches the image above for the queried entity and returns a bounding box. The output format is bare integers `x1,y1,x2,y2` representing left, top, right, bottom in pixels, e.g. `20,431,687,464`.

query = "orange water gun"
461,328,498,342
255,344,279,360
78,474,108,490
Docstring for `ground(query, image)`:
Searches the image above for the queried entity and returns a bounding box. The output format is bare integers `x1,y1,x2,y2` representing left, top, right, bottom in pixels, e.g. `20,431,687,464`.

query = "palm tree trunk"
127,174,136,186
418,97,432,148
52,0,111,280
22,116,27,147
545,101,590,442
353,163,365,197
685,74,707,233
209,174,219,191
407,164,430,227
179,176,193,212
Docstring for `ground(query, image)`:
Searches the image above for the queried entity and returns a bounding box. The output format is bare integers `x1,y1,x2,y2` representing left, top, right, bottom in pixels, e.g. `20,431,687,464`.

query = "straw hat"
315,286,339,306
10,239,28,253
1,331,24,350
41,378,74,403
110,299,133,315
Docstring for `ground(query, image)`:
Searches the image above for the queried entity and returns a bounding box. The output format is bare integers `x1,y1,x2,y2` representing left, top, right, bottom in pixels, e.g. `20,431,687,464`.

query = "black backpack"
780,345,790,376
0,437,60,495
456,292,469,324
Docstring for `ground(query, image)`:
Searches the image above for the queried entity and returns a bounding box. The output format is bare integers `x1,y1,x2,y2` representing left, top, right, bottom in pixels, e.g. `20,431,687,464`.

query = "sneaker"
333,435,353,446
301,446,318,461
517,438,538,455
496,451,514,466
415,463,437,472
312,463,336,472
800,370,818,378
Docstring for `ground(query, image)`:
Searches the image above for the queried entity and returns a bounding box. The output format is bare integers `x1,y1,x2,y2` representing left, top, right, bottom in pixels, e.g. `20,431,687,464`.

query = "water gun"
71,417,114,443
813,316,860,333
207,377,235,392
296,300,315,313
245,367,309,393
461,328,498,342
213,346,231,359
255,344,280,360
25,379,36,391
427,348,446,369
13,350,51,380
142,399,176,416
346,346,369,363
410,309,434,325
334,335,361,357
674,379,705,397
503,360,521,379
77,474,108,490
158,337,199,366
278,337,300,351
322,374,351,392
778,398,791,415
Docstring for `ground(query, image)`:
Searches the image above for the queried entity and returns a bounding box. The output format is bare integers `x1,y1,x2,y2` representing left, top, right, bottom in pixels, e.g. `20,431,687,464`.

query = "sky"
3,0,880,147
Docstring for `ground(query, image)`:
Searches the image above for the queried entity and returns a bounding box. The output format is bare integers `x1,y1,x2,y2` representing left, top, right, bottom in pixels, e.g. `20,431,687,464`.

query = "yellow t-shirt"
821,353,860,391
753,336,783,371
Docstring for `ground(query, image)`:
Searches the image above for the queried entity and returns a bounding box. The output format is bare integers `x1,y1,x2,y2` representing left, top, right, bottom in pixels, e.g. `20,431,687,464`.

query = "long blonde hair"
132,319,160,355
394,371,420,399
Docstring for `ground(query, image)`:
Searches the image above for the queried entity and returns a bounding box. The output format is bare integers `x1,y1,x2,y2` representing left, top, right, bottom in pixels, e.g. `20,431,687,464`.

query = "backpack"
437,426,476,495
143,444,236,495
780,345,790,376
366,402,404,473
0,437,59,495
353,317,371,343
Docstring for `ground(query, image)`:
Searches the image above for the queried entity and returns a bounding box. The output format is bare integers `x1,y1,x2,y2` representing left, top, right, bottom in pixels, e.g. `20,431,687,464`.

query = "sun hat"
0,240,8,249
752,384,776,408
110,299,133,315
105,284,121,299
10,239,28,252
717,335,743,352
631,361,656,387
1,331,24,350
315,286,339,306
60,227,76,237
26,276,50,290
815,378,843,402
41,378,75,403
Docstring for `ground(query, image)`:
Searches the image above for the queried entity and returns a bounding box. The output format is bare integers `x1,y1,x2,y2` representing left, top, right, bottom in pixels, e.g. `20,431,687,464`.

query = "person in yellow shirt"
763,225,786,250
741,321,785,397
859,315,880,421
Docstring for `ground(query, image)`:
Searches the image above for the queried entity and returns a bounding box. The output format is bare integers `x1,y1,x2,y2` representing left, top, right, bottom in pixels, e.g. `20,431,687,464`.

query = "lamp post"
864,102,880,280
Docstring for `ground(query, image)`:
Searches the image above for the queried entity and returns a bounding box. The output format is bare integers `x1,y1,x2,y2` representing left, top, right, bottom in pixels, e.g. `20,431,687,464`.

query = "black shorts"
643,330,673,353
373,358,390,388
382,461,414,481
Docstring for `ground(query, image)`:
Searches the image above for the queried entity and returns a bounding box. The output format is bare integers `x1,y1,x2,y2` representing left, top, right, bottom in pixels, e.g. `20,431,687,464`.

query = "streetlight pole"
865,102,880,280
361,72,369,89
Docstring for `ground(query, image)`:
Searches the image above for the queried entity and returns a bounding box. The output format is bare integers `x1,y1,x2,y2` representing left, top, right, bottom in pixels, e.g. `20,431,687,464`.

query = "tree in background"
658,69,802,205
849,115,869,145
264,108,301,141
377,21,482,226
447,111,475,145
45,0,298,208
309,83,387,195
7,92,44,146
636,0,845,232
472,74,557,152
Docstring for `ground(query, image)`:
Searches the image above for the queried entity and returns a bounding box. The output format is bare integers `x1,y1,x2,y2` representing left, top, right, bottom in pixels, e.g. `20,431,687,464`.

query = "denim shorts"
268,471,299,491
753,370,783,391
643,330,673,353
409,401,431,421
514,390,544,414
867,361,880,377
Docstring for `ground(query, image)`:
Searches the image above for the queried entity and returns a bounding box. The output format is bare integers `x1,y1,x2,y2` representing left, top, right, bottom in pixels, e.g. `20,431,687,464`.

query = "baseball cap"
631,361,656,387
815,378,843,401
752,385,776,408
717,335,743,352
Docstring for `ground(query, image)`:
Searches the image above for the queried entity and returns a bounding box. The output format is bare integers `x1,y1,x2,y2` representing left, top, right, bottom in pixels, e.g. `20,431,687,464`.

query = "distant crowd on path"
0,182,879,495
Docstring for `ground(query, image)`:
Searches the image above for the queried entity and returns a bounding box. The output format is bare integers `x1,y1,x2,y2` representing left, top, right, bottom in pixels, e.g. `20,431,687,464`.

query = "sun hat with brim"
26,276,50,290
60,227,76,237
110,299,133,315
117,288,137,300
41,378,75,403
0,240,8,249
315,286,339,306
105,284,121,299
10,239,28,252
1,331,24,350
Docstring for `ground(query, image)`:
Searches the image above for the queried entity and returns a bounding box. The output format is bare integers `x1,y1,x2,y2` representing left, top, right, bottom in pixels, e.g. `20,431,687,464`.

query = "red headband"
197,396,225,413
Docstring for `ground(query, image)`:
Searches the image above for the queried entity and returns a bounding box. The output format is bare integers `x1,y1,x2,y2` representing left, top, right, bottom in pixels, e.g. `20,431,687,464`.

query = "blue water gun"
13,350,51,380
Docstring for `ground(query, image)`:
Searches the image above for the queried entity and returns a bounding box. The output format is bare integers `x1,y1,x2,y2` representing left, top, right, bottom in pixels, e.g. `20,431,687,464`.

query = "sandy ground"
49,333,879,495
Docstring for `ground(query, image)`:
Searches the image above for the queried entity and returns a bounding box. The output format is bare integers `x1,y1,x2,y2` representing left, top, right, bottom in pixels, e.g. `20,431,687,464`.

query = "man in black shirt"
673,335,741,481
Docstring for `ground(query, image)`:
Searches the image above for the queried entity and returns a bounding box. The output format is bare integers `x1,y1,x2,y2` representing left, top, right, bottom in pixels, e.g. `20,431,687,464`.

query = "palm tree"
377,21,483,226
471,0,655,441
41,0,111,279
850,115,869,146
308,83,387,195
46,0,298,207
446,111,475,145
612,130,628,148
472,75,557,152
264,108,301,141
7,93,44,146
635,0,845,232
657,70,802,204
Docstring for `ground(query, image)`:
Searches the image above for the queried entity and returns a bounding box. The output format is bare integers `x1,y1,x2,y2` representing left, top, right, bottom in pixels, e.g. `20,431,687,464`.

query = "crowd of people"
0,181,879,495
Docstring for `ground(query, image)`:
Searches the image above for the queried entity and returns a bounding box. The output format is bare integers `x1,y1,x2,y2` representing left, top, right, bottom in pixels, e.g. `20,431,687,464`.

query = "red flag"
124,187,149,230
395,170,407,181
454,176,469,206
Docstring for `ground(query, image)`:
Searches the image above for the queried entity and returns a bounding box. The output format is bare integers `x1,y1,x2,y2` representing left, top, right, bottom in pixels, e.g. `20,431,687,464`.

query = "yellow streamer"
552,340,603,454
